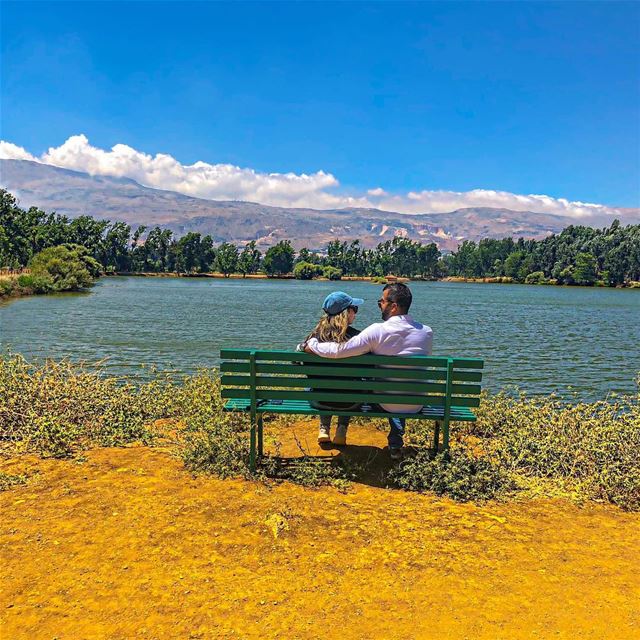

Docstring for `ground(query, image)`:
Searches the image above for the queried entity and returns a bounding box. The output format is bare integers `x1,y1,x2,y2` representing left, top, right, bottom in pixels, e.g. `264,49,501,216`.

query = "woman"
301,291,364,446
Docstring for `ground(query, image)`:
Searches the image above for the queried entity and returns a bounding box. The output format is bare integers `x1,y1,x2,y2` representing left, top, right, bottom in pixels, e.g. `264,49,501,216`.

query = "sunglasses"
348,305,359,313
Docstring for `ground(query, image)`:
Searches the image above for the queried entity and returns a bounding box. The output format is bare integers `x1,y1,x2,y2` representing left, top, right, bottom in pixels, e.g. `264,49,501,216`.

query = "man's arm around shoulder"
305,324,382,358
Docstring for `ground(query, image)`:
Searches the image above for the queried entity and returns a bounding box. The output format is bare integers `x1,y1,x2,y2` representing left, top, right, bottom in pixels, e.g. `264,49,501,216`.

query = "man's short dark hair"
383,282,412,312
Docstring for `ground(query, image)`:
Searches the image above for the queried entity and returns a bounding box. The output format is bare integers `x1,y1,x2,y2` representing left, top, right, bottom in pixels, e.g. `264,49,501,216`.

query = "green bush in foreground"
389,448,515,502
175,371,252,478
471,389,640,511
0,355,175,456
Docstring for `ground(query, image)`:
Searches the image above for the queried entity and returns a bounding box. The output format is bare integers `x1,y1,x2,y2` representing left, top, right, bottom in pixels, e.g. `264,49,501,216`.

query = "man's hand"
303,344,315,354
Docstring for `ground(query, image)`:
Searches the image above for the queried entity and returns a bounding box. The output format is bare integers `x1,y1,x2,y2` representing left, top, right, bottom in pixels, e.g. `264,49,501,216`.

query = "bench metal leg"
442,419,450,452
249,419,257,473
433,421,441,453
258,415,264,459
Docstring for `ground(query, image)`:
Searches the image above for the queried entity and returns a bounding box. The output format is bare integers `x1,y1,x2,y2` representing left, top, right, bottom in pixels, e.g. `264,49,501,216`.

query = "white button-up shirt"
306,314,433,413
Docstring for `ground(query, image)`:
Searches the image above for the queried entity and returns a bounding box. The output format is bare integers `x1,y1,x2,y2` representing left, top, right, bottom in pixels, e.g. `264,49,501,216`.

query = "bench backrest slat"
220,361,482,383
222,374,447,394
220,348,483,370
221,373,482,397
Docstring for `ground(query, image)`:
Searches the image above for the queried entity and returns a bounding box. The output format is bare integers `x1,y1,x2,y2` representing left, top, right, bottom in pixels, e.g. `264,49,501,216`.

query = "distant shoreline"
4,272,638,304
102,272,639,288
104,272,412,284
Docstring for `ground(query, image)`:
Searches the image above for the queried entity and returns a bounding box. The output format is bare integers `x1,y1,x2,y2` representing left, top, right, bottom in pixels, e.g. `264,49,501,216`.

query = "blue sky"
1,1,639,215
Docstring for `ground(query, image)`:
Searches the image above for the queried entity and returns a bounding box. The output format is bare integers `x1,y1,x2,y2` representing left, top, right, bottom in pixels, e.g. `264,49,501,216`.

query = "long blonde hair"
307,308,351,343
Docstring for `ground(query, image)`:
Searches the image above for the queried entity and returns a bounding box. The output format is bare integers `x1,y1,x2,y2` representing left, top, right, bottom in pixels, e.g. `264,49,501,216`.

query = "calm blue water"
1,277,638,400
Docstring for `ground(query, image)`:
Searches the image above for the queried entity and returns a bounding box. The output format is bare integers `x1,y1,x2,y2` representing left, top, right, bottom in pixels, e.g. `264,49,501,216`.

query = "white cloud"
0,141,36,162
0,135,631,220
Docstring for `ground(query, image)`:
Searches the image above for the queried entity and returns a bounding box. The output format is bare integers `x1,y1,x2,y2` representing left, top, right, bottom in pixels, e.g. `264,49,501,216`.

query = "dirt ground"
2,420,639,640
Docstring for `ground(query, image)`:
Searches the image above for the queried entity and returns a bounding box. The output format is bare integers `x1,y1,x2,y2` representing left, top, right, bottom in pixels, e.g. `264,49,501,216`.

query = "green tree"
173,232,203,273
326,239,347,272
263,241,295,276
143,227,173,272
199,235,216,272
573,252,598,286
524,271,548,285
450,240,480,277
295,247,321,265
100,222,131,272
557,266,575,285
129,226,148,272
237,241,262,277
417,243,440,278
215,242,239,277
517,255,536,281
0,190,33,266
503,251,525,279
68,216,109,258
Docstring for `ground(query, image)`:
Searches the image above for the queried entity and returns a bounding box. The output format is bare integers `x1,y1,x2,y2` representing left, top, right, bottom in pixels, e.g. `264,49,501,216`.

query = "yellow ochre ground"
1,420,639,640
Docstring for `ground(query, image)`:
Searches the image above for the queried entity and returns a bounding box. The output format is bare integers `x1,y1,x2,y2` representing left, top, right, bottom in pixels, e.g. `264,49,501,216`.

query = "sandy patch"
2,421,639,639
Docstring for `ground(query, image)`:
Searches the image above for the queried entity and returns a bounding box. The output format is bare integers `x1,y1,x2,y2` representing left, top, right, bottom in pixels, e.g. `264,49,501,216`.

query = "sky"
1,1,639,218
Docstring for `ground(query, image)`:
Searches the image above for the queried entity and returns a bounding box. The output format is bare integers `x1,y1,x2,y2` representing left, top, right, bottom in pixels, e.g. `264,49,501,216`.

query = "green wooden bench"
220,349,484,471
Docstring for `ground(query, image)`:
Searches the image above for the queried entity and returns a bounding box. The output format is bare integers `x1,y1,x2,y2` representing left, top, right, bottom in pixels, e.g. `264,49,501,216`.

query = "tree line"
444,223,640,286
2,189,639,285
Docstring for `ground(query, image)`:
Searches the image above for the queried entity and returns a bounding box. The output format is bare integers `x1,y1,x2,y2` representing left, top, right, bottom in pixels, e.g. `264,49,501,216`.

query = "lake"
1,276,638,400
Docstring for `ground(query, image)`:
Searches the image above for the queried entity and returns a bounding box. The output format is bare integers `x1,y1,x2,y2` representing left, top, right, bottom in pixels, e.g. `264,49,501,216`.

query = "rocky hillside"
0,159,622,250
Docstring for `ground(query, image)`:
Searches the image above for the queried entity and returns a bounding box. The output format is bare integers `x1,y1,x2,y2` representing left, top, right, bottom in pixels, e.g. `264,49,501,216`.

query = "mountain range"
1,159,637,251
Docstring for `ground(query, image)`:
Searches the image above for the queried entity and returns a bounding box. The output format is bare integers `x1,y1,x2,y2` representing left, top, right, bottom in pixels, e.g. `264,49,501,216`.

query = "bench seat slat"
221,388,481,408
222,398,478,421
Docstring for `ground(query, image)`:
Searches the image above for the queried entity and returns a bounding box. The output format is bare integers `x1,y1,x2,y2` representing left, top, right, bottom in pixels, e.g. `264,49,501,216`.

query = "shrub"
293,261,322,280
322,265,342,280
0,472,27,491
389,447,515,502
472,390,640,511
159,369,253,479
0,278,16,297
17,273,54,294
266,455,351,488
180,412,251,479
524,271,548,285
2,356,638,511
29,244,101,292
0,355,174,457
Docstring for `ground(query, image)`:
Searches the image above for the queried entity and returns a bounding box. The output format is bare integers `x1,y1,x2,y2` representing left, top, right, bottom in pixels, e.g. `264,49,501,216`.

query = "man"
305,283,433,460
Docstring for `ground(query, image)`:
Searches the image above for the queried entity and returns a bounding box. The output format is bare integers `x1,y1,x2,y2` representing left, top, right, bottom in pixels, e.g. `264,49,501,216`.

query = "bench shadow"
266,444,403,489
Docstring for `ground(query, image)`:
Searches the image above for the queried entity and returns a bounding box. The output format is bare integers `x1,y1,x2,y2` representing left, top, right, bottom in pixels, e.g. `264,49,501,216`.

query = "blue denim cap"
322,291,365,316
